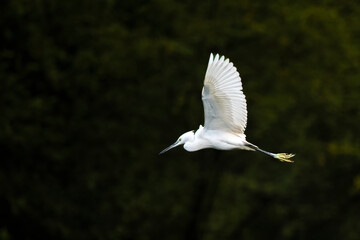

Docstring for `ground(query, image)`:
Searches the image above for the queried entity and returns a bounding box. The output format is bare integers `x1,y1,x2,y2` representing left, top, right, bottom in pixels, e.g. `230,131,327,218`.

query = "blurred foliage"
1,0,360,239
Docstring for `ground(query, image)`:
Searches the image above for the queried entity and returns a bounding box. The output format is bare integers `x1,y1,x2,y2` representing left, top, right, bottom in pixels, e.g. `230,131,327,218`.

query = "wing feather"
202,53,247,133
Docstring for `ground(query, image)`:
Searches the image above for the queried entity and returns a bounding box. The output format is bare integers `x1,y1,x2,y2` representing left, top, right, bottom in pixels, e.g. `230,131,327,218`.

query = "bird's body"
160,53,294,162
182,126,252,152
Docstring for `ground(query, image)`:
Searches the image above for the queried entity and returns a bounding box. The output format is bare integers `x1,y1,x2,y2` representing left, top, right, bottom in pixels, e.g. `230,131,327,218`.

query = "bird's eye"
178,138,181,142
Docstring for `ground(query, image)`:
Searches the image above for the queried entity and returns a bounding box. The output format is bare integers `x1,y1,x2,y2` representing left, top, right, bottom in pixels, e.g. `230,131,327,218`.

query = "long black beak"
159,141,180,154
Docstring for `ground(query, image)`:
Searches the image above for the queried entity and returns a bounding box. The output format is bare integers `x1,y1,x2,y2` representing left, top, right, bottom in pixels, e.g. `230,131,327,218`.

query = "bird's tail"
244,142,295,163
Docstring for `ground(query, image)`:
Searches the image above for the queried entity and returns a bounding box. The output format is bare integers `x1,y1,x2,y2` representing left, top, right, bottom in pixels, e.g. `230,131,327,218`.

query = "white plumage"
160,53,295,163
202,53,247,134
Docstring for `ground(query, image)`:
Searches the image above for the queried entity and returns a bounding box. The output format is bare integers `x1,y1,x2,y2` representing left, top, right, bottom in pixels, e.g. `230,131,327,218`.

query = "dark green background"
1,0,360,239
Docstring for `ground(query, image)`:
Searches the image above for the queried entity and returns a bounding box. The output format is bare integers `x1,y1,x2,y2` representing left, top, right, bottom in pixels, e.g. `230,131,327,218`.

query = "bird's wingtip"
209,53,226,62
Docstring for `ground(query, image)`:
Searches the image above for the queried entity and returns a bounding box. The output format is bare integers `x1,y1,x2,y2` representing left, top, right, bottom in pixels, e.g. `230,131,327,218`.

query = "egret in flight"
160,53,294,163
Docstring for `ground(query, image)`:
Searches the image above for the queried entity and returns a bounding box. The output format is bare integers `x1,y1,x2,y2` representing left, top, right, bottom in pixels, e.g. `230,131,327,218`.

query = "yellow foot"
273,153,295,163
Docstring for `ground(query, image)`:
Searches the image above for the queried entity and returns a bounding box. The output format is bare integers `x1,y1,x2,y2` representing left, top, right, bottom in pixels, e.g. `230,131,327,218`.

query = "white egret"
160,53,295,163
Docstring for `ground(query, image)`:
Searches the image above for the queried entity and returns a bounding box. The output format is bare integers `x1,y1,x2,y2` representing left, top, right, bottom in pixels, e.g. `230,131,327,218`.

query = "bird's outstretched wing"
202,53,247,133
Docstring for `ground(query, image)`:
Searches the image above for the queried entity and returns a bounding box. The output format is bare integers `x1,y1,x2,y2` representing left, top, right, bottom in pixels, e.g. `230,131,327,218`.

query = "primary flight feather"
160,53,295,163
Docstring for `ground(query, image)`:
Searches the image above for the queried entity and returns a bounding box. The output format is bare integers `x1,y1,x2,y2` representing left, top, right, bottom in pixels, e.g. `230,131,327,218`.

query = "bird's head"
159,130,195,154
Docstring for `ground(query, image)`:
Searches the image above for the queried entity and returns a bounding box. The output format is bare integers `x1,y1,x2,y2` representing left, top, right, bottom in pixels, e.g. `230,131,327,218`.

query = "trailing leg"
244,142,295,163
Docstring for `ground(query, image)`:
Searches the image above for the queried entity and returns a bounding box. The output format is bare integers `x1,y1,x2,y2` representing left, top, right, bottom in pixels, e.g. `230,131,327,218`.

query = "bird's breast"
183,139,212,152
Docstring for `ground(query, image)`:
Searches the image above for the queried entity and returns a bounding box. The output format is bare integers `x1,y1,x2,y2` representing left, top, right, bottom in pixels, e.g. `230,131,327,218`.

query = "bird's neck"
183,126,205,152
